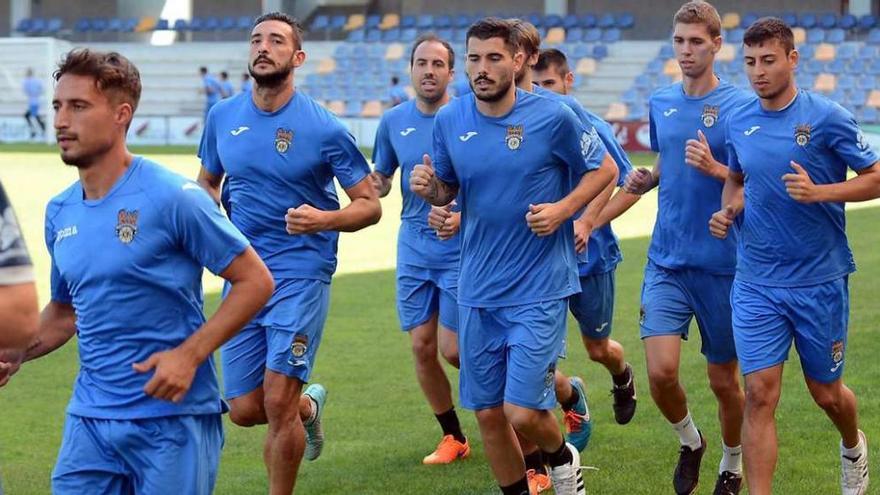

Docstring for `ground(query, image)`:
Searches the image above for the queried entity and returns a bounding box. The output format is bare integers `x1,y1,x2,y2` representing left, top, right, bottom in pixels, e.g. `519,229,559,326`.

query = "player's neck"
516,72,533,93
476,83,517,117
759,82,799,111
416,93,449,115
252,78,295,112
78,143,134,200
682,71,719,97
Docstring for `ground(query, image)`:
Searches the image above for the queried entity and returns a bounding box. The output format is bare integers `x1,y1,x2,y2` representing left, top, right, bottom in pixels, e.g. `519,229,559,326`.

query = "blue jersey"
203,75,221,105
534,86,632,275
648,80,755,274
726,90,878,287
23,77,43,106
220,81,234,98
432,89,606,307
198,91,371,282
373,100,460,269
241,79,253,93
44,157,250,419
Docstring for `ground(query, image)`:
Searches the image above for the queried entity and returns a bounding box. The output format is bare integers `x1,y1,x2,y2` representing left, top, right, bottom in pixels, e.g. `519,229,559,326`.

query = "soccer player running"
623,2,752,494
196,13,381,495
710,17,879,495
22,68,46,139
411,18,616,495
371,34,470,465
0,48,274,494
0,180,39,351
199,66,220,123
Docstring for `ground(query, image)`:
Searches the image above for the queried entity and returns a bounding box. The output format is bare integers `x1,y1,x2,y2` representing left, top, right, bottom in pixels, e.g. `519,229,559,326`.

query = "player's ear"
712,34,722,53
115,102,133,130
293,49,306,68
564,71,574,88
789,48,799,68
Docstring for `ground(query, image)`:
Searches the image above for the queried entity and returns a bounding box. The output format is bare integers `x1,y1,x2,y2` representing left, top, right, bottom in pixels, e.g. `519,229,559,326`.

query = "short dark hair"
253,12,304,50
508,19,541,58
409,33,456,70
466,17,517,56
534,48,570,77
220,71,228,78
673,0,722,39
199,66,208,74
54,48,142,114
391,76,399,84
743,16,795,54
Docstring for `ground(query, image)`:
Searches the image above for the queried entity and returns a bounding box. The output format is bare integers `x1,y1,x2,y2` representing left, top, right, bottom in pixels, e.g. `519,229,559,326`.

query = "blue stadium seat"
799,43,816,59
598,13,615,29
236,16,253,31
837,43,858,60
806,29,825,44
453,29,467,43
220,16,236,31
583,28,601,43
617,13,635,29
452,14,470,29
400,15,416,29
869,29,880,44
347,29,365,42
203,17,220,31
601,29,620,43
155,18,169,30
311,15,329,31
382,29,400,42
726,28,744,44
173,19,188,31
858,15,877,31
819,13,838,29
366,15,381,29
857,74,876,89
368,44,385,57
799,13,818,29
628,107,648,121
828,59,848,73
621,88,639,105
740,13,760,29
107,17,124,32
15,18,31,33
570,43,590,59
401,28,417,42
868,59,880,75
435,15,452,29
91,18,109,32
838,75,856,90
862,107,879,123
826,28,845,44
189,17,206,32
45,17,63,34
542,14,561,28
658,44,674,59
525,13,544,28
593,44,609,59
416,15,434,29
803,60,825,74
634,74,651,90
566,27,584,43
781,12,798,27
563,14,579,30
848,58,868,75
850,89,867,106
796,72,816,88
839,14,857,30
858,44,879,60
74,18,91,32
330,15,347,30
580,14,597,29
28,17,47,34
828,88,845,101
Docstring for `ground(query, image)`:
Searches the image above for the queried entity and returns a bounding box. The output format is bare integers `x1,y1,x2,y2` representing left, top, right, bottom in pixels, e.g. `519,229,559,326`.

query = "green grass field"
0,150,878,494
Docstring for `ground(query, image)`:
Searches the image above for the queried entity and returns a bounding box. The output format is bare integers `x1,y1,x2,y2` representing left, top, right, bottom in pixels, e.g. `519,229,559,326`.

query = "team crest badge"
701,105,719,128
580,128,597,157
857,130,869,152
831,340,844,364
639,305,646,325
275,128,293,154
544,365,556,389
115,209,138,244
505,125,524,150
288,334,309,366
795,124,811,147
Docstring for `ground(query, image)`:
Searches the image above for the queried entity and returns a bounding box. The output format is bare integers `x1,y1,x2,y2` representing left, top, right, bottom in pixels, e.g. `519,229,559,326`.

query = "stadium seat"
416,15,434,29
868,90,880,107
400,15,416,29
858,15,877,31
173,19,188,31
605,102,628,120
579,14,597,29
236,16,253,31
803,60,826,74
575,57,597,75
721,12,741,30
628,106,648,121
799,43,816,59
593,44,609,59
361,100,382,117
311,15,329,31
572,43,591,59
740,13,759,29
583,28,601,43
869,29,880,44
46,17,63,34
329,15,347,30
563,14,580,29
839,14,857,30
346,29,365,42
826,29,845,44
791,27,806,45
796,72,816,88
621,88,639,105
454,14,472,28
385,43,404,61
645,58,664,75
382,29,401,42
545,27,566,45
317,58,337,74
857,75,877,90
602,29,621,43
828,59,847,73
15,18,31,33
634,74,652,90
219,16,236,31
838,75,856,91
188,17,206,32
365,15,381,29
800,13,818,29
545,14,563,28
837,43,858,60
91,18,109,32
525,13,544,28
344,14,365,31
617,13,635,29
814,73,837,92
401,28,417,42
566,27,584,43
659,44,674,59
863,106,879,123
726,28,744,44
203,17,220,32
781,12,799,27
806,29,825,44
814,43,836,62
819,13,838,29
74,18,91,33
379,14,400,30
326,100,346,115
717,44,736,62
869,60,880,75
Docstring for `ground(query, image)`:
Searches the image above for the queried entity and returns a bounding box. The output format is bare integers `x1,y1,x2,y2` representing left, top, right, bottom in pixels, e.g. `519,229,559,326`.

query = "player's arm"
20,301,77,361
286,177,382,234
685,130,729,182
370,171,394,198
709,170,745,239
573,155,618,251
410,154,459,206
784,161,880,203
0,283,39,349
196,166,224,205
133,247,273,403
624,155,660,194
594,188,642,229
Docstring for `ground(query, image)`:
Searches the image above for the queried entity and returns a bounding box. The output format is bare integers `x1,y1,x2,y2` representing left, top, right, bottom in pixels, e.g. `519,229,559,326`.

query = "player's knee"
708,371,742,402
263,392,300,424
440,345,459,368
411,336,438,364
647,365,678,391
586,339,610,363
474,407,506,430
229,400,266,427
503,404,540,431
744,379,779,411
809,385,843,413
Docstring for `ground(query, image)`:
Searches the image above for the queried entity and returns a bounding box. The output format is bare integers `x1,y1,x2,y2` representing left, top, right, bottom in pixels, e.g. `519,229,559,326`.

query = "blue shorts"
569,270,615,339
639,261,737,364
396,263,459,332
26,104,39,116
52,414,223,495
458,299,567,411
732,277,849,383
221,278,331,398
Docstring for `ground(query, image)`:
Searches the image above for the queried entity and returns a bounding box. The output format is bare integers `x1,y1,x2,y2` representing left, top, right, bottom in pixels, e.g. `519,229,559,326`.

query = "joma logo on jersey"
115,209,139,244
701,105,719,128
275,128,293,154
505,125,524,150
795,124,811,147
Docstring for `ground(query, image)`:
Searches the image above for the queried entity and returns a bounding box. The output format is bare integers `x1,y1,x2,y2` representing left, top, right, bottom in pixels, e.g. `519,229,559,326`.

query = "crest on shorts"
288,334,309,366
115,209,138,244
701,105,719,128
505,125,524,151
544,364,556,389
857,130,870,152
831,340,844,364
795,124,811,147
639,305,647,326
275,127,293,154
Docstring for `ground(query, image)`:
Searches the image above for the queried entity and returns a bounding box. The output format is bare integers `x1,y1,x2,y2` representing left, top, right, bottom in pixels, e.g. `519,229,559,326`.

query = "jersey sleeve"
825,104,879,171
43,206,71,303
197,107,225,176
725,117,743,174
0,181,34,285
648,96,660,153
172,182,250,276
552,104,606,177
371,115,399,177
431,114,458,187
322,122,371,189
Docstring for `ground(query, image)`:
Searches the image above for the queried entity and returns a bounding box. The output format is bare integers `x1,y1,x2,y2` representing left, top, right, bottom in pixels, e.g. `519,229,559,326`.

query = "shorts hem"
740,360,786,377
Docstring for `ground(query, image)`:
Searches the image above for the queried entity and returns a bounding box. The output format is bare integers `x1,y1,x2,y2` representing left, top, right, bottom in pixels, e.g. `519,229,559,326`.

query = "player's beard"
415,78,445,104
472,72,513,103
58,138,111,169
248,58,294,89
755,77,793,102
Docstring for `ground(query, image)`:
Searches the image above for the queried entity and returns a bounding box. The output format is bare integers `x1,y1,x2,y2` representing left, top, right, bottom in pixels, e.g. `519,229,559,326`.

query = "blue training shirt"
648,80,755,274
203,75,221,105
373,99,460,269
45,157,250,419
726,90,878,287
432,89,606,307
23,77,43,107
199,91,371,282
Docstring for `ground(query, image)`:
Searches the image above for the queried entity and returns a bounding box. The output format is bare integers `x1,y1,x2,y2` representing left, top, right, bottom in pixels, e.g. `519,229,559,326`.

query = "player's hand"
685,130,720,178
709,204,737,239
428,202,461,240
409,154,435,199
624,167,656,195
782,161,820,203
369,171,390,197
286,204,330,234
0,348,24,388
133,348,200,403
573,218,593,254
526,203,566,237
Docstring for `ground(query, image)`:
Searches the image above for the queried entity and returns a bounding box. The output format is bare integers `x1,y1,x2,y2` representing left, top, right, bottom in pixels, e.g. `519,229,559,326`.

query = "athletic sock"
544,440,573,468
435,407,466,443
672,412,702,450
559,383,580,412
303,395,318,426
500,476,530,495
612,363,631,387
524,449,547,475
719,443,743,474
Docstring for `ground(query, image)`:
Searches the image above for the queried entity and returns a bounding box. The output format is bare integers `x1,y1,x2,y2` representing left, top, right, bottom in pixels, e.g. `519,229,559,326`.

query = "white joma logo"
744,126,761,136
830,361,843,373
230,126,250,136
663,108,678,117
400,127,416,136
594,322,609,333
459,131,478,142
